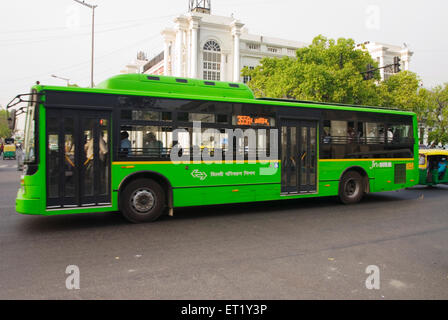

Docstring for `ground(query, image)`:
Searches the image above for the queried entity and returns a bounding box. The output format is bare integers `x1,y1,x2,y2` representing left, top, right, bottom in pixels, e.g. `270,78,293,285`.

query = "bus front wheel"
339,171,364,204
121,179,166,223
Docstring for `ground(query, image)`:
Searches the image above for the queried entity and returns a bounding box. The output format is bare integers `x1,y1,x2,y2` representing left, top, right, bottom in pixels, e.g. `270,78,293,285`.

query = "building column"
163,41,170,76
190,17,200,79
231,20,244,83
233,34,240,82
379,56,385,80
161,29,176,76
378,48,387,81
173,16,189,77
400,48,413,71
175,28,183,77
220,53,226,81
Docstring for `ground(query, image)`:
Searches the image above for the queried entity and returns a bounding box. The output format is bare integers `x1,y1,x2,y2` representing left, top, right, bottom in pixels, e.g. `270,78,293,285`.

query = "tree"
0,108,12,139
424,84,448,146
242,35,381,105
379,73,448,145
378,71,424,111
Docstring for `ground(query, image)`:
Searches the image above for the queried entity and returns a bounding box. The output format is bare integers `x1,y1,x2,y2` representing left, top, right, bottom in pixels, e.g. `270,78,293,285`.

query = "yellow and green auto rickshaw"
419,149,448,186
3,144,16,160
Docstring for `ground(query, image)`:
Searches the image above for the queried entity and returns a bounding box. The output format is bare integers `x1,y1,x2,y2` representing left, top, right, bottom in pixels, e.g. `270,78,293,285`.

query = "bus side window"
330,120,347,144
119,126,173,158
388,124,411,144
366,123,385,144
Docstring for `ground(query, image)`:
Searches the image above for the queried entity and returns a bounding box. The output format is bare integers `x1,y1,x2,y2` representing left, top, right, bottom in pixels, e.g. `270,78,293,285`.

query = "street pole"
73,0,97,88
91,5,95,88
51,74,70,86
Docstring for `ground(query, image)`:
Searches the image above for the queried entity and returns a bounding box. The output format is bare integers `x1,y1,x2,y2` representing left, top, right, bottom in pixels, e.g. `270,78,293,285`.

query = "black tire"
120,179,166,223
339,171,364,204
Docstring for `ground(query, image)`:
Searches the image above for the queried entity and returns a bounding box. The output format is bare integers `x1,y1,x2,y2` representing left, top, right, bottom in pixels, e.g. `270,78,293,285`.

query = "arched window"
203,40,221,81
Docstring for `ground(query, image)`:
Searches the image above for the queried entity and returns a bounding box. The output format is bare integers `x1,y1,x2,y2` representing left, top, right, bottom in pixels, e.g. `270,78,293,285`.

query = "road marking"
0,164,18,168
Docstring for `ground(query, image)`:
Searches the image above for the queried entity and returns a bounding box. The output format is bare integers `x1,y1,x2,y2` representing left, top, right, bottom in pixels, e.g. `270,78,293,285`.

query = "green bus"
10,74,418,223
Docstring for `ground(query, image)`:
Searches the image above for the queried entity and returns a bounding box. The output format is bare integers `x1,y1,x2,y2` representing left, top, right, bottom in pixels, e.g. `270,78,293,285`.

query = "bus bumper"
16,187,42,215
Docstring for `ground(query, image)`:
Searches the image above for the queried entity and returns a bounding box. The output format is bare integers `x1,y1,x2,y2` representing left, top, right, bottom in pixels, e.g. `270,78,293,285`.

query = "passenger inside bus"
387,128,394,142
347,126,356,143
323,127,331,144
144,132,163,157
120,131,132,156
84,133,107,164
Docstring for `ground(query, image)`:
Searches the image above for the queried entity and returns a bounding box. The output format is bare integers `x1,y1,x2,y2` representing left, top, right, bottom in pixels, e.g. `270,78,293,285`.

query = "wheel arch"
118,171,173,210
339,166,370,193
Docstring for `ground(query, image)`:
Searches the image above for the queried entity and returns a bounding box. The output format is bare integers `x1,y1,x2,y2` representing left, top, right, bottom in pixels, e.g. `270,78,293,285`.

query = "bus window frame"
23,89,40,168
115,98,279,162
319,110,414,160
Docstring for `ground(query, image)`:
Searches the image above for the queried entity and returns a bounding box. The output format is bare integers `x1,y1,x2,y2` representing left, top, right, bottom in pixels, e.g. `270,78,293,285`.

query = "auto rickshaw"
419,149,448,186
3,143,16,160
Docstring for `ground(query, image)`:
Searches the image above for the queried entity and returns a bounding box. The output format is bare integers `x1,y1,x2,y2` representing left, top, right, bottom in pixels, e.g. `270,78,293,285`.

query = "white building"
122,0,413,83
122,0,307,83
356,41,413,81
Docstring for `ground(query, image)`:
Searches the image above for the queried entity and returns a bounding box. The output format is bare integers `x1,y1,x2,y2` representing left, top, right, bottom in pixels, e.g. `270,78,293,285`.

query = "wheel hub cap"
131,189,155,213
345,179,359,197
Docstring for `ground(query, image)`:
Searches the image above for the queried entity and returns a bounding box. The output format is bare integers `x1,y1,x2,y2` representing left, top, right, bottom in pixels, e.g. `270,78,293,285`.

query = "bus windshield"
23,90,37,163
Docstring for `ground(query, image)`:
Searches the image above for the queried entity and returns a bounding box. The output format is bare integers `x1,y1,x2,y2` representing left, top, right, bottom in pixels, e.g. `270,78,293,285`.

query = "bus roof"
96,74,255,100
34,74,415,116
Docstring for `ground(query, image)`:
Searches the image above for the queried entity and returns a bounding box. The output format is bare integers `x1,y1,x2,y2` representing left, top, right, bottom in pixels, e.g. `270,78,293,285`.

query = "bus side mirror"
7,109,16,130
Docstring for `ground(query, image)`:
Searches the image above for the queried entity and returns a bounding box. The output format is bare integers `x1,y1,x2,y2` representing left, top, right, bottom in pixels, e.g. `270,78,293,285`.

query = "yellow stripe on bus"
113,158,414,166
113,160,281,165
319,158,414,162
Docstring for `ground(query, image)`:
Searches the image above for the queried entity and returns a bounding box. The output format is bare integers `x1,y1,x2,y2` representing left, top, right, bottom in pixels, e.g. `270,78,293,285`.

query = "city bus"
9,74,419,223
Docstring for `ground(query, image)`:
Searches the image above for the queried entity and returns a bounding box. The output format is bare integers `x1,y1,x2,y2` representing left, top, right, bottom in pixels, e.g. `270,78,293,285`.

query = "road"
0,158,447,299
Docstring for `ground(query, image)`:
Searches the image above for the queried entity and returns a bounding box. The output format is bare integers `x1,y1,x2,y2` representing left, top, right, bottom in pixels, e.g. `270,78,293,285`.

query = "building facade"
122,1,413,83
122,0,307,82
356,41,413,81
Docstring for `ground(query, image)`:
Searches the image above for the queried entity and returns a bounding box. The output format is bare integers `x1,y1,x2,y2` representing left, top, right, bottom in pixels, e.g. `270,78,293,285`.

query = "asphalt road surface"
0,158,447,299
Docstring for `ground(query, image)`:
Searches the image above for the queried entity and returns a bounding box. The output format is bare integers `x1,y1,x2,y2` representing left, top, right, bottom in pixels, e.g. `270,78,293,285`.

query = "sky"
0,0,447,111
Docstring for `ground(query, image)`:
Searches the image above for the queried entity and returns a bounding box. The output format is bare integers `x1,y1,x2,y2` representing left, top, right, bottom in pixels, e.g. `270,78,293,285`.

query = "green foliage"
0,109,12,139
378,71,424,111
242,35,381,105
379,73,448,145
242,35,448,146
424,83,448,145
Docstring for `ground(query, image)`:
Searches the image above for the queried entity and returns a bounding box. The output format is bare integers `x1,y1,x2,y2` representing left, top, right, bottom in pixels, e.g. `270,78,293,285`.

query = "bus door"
281,120,317,194
46,109,111,208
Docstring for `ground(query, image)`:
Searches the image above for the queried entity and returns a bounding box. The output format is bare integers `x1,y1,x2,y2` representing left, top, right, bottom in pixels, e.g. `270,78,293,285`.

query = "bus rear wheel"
121,179,166,223
339,171,364,204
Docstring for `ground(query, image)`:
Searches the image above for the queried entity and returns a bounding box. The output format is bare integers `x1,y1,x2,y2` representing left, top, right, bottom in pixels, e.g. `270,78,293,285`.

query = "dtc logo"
191,169,207,181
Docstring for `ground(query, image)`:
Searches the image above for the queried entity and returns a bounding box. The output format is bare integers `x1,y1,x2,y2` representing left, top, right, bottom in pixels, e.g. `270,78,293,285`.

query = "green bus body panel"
97,74,256,100
15,75,419,216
